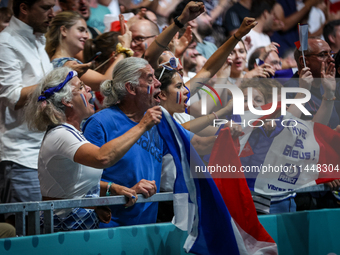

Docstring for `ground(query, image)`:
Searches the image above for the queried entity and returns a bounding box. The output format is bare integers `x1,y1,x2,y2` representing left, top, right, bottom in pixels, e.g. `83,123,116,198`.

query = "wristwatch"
174,16,184,28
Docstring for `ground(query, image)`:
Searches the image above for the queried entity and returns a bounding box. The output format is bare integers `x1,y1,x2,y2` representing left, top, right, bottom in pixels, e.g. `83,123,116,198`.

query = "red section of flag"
210,128,276,244
329,0,340,13
294,41,301,50
239,141,254,158
313,123,340,183
111,20,127,32
110,21,121,32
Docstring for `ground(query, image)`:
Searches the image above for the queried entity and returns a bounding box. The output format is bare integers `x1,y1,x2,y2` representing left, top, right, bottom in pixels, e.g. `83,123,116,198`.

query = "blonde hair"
45,11,84,59
25,67,74,132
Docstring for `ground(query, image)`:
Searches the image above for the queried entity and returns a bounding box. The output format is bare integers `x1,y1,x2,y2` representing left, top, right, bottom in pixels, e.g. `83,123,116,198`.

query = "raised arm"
144,1,205,68
187,17,257,92
209,0,230,24
312,62,336,125
288,62,337,125
273,0,318,32
69,30,133,91
287,67,313,118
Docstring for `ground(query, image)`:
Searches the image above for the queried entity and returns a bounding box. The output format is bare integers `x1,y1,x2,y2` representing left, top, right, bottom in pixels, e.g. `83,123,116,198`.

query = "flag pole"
302,50,306,68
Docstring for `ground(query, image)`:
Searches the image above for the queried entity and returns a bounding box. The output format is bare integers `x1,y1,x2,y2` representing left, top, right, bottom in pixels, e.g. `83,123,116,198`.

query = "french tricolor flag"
212,104,340,196
80,93,88,107
294,24,308,51
157,107,277,255
147,85,152,95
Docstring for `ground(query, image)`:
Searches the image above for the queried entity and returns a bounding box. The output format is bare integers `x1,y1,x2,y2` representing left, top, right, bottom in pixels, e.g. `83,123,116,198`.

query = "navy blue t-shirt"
270,0,299,57
223,2,249,35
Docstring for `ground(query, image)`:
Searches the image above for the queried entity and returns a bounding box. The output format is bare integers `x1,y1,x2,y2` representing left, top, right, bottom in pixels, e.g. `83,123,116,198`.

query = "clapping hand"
321,61,336,100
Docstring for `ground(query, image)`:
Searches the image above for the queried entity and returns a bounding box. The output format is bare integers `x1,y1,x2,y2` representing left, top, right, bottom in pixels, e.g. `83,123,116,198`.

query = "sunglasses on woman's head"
158,56,180,80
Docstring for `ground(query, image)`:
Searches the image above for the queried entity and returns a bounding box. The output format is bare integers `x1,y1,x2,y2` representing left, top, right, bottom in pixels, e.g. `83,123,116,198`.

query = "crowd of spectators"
0,0,340,237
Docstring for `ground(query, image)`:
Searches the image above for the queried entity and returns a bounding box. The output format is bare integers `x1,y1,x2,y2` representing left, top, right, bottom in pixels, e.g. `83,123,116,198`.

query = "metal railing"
0,192,173,236
0,184,332,236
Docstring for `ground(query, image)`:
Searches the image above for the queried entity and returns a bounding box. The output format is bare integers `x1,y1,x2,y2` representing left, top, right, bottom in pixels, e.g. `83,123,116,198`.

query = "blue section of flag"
157,109,240,255
185,86,190,114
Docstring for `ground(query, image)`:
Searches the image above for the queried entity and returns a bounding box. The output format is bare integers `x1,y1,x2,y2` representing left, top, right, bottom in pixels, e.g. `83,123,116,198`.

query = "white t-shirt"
38,123,102,199
107,0,120,15
308,7,325,39
173,112,195,123
245,29,271,64
182,71,196,84
296,1,325,39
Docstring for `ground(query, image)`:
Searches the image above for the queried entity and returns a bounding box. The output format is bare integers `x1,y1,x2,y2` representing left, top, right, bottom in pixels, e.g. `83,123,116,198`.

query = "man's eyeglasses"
269,60,282,67
305,51,335,60
158,56,180,80
132,35,156,44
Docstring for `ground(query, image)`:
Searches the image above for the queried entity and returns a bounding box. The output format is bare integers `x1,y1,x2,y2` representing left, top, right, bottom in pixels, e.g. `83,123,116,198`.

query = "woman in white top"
25,67,162,231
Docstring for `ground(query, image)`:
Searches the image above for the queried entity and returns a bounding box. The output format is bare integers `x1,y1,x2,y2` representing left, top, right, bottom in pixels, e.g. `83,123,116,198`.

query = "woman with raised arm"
25,67,162,231
158,17,258,128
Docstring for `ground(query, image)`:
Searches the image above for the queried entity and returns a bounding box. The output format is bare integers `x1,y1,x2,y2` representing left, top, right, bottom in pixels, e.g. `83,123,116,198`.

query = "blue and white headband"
37,71,78,102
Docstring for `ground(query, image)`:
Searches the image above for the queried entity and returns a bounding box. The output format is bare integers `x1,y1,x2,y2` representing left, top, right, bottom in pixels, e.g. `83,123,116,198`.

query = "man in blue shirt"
83,57,166,227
